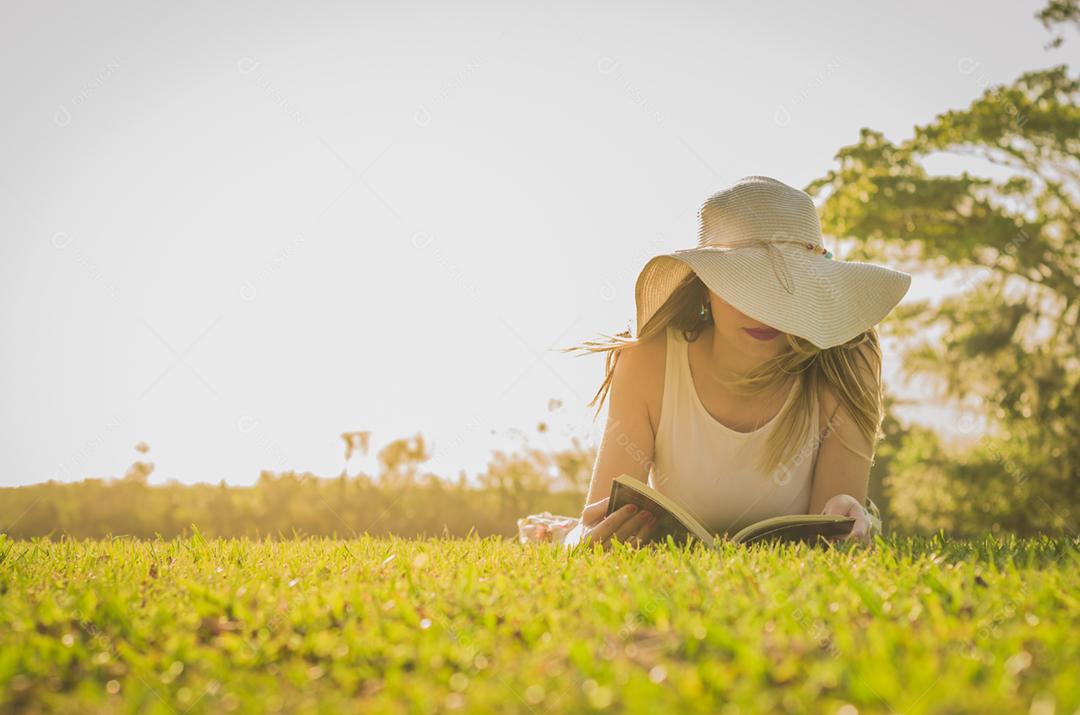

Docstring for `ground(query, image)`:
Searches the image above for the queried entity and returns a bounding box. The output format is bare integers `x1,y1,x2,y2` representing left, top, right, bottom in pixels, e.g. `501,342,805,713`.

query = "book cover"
606,474,715,546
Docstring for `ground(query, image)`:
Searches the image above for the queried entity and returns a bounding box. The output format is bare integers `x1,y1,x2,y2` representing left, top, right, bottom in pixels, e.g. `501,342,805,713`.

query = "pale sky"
1,0,1070,487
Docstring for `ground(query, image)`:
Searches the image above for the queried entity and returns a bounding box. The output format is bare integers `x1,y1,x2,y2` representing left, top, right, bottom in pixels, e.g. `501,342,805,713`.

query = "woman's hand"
822,494,872,544
578,497,657,549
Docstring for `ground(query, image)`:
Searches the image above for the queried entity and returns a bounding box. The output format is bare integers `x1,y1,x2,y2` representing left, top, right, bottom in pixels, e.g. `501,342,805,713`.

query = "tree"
805,8,1079,533
375,433,431,487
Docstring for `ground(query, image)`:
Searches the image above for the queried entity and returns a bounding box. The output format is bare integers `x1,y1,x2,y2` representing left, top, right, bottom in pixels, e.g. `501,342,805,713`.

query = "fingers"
630,512,659,547
582,505,657,548
580,497,610,527
840,509,871,544
848,512,871,542
611,509,656,545
585,504,639,543
822,494,859,516
821,495,872,544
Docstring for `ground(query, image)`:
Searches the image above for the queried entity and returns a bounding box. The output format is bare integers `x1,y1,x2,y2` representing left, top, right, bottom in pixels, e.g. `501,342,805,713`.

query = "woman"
564,176,910,547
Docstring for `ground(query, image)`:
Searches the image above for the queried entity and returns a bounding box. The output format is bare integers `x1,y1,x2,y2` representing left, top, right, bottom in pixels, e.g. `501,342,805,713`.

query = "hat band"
701,237,833,295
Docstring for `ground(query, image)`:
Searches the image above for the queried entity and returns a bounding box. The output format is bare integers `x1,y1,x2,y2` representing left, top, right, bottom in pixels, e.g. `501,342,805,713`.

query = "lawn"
1,534,1077,714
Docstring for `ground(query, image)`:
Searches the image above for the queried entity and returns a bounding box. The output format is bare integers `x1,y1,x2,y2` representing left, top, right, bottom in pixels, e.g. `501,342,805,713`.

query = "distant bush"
0,471,583,540
0,433,590,540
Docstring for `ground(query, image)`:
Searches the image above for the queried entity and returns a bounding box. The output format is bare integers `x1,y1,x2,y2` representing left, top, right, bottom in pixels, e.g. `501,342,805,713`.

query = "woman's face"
707,291,788,359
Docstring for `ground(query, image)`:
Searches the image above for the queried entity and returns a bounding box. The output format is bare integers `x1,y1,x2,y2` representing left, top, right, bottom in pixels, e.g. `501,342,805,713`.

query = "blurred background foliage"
0,434,589,540
2,1,1077,540
812,60,1075,537
808,13,1079,534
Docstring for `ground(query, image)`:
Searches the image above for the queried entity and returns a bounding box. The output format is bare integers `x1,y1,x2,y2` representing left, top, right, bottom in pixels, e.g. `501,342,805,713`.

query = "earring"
699,302,710,319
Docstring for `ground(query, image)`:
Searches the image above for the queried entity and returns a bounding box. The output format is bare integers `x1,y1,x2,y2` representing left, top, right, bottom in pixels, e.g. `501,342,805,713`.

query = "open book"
604,474,854,546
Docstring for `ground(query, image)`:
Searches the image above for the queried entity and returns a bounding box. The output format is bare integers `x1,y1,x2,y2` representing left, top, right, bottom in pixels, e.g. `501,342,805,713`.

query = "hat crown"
696,175,823,250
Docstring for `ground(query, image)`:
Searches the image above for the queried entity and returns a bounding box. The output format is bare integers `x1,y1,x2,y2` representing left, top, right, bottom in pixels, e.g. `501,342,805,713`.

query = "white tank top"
649,324,818,535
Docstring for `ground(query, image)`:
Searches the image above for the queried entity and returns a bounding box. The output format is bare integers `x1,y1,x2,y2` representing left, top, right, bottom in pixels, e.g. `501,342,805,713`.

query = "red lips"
743,327,780,340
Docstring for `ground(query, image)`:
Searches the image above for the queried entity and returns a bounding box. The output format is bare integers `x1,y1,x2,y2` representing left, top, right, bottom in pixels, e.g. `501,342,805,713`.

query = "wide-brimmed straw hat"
634,175,912,349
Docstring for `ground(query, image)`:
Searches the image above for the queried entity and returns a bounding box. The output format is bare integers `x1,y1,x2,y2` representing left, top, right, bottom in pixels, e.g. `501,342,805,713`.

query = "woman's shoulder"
614,329,667,385
614,328,669,434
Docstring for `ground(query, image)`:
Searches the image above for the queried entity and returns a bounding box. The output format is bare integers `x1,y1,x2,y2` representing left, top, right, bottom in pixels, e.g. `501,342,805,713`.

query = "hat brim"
634,245,912,349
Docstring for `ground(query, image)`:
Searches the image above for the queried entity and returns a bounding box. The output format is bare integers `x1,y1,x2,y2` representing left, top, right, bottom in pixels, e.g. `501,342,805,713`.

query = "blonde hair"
561,272,883,480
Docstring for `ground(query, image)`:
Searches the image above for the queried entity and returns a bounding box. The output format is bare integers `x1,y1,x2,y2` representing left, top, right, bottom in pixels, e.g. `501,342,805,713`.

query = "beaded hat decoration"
634,176,911,349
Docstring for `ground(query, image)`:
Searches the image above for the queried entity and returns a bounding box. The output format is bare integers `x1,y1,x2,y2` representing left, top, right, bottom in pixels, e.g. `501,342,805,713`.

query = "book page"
731,514,855,544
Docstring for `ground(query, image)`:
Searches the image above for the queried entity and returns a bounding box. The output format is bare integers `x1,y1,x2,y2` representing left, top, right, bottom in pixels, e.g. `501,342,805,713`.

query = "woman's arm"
576,341,660,547
808,345,879,542
583,340,658,503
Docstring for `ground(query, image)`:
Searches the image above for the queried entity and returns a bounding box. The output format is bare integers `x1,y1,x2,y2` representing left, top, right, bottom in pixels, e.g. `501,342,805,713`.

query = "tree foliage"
806,19,1079,533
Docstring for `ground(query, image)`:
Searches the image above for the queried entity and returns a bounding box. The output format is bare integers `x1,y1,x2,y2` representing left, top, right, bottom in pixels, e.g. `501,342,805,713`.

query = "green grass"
1,534,1077,715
